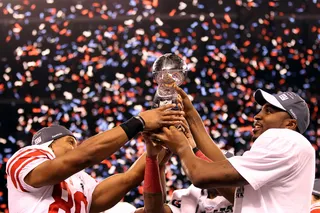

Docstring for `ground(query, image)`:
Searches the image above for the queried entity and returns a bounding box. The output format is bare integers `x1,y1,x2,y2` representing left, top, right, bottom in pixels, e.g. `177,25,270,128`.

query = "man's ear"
285,119,298,131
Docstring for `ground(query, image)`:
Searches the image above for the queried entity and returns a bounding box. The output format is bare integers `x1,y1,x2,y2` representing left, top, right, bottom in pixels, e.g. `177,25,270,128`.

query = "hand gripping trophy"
152,53,188,109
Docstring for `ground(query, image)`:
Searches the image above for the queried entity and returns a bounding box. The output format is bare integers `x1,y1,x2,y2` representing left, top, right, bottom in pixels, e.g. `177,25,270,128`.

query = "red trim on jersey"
311,208,320,213
15,157,40,192
6,148,54,175
311,203,320,213
35,149,55,159
6,149,34,175
8,149,52,190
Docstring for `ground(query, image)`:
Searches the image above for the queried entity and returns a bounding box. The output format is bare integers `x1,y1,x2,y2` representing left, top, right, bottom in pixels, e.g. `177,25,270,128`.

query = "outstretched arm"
25,105,184,188
154,127,247,189
90,153,146,213
176,87,226,161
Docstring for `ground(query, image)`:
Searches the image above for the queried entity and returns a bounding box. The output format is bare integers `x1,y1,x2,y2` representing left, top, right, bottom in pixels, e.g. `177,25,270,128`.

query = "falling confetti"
0,0,319,210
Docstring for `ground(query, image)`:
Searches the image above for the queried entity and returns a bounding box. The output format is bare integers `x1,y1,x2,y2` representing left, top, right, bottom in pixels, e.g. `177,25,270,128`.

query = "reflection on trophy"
152,53,188,110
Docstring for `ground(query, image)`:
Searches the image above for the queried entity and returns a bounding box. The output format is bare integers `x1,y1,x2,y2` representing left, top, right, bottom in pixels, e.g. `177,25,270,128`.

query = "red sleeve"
6,148,54,192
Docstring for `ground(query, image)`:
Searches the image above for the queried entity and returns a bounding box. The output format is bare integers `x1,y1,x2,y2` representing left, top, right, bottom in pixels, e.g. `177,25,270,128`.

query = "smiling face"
49,136,78,157
252,103,297,141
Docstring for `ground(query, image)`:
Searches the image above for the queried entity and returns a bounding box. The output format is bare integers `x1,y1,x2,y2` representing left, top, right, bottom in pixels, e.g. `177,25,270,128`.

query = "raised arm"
176,87,236,203
90,152,146,212
25,104,184,188
176,87,226,161
135,133,173,213
142,133,171,213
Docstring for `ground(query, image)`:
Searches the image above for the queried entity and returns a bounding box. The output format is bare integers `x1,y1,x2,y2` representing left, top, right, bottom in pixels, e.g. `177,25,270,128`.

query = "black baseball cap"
32,125,75,146
254,89,310,133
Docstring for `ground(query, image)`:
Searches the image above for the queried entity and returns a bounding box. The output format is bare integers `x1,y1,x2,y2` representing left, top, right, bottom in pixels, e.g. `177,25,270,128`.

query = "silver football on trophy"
152,53,188,86
151,53,188,109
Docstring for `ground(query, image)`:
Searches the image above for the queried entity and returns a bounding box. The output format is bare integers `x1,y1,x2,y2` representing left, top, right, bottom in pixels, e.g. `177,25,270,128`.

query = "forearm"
186,110,225,161
90,153,146,213
178,146,244,189
193,148,235,203
160,165,167,203
144,193,165,213
159,149,171,203
143,155,164,213
187,111,236,203
58,127,129,176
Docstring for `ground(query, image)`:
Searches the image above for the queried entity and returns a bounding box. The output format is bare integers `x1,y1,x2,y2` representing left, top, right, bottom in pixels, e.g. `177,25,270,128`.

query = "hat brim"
38,140,54,147
254,89,286,111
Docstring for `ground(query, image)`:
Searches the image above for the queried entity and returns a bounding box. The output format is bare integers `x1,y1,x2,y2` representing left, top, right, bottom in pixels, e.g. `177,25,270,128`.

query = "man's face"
252,103,293,141
50,136,77,157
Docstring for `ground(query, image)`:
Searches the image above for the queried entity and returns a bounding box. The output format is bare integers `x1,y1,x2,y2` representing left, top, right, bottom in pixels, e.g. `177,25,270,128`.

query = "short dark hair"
313,194,320,200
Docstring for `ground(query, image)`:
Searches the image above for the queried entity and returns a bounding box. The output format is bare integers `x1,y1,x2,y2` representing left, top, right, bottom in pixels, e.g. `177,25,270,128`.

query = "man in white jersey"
6,104,184,213
154,87,315,213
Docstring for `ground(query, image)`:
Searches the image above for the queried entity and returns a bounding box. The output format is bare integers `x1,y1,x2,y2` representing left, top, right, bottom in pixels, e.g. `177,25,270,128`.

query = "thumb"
175,86,188,98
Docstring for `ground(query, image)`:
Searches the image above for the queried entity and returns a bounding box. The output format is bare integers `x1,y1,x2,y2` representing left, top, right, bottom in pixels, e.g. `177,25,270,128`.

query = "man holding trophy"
135,53,233,213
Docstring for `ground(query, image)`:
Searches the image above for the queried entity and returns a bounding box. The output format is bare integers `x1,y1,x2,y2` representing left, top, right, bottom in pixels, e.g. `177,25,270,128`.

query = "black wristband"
135,116,146,129
120,116,144,140
192,147,199,154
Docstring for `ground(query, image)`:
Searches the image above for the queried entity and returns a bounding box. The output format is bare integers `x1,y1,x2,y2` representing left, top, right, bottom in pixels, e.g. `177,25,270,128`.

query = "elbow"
188,169,206,189
192,176,206,189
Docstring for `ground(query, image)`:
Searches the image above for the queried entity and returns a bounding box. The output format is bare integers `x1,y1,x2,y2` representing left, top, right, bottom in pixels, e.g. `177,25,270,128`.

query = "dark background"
0,0,319,211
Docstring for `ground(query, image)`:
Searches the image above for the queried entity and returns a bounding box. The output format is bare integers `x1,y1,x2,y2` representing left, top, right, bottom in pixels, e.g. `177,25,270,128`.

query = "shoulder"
7,145,54,165
259,128,299,139
256,129,312,149
6,145,55,174
259,128,308,142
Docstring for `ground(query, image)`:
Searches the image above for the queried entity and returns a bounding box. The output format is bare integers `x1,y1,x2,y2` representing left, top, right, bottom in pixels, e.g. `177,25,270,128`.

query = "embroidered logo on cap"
279,94,289,101
34,137,42,144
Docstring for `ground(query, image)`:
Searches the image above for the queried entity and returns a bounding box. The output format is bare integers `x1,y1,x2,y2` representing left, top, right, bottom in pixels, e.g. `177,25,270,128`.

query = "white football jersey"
6,144,98,213
229,129,315,213
168,184,233,213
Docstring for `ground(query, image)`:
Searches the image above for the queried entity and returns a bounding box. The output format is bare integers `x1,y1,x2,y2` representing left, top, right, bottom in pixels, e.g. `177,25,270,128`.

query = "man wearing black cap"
311,179,320,213
153,87,315,213
6,104,184,213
